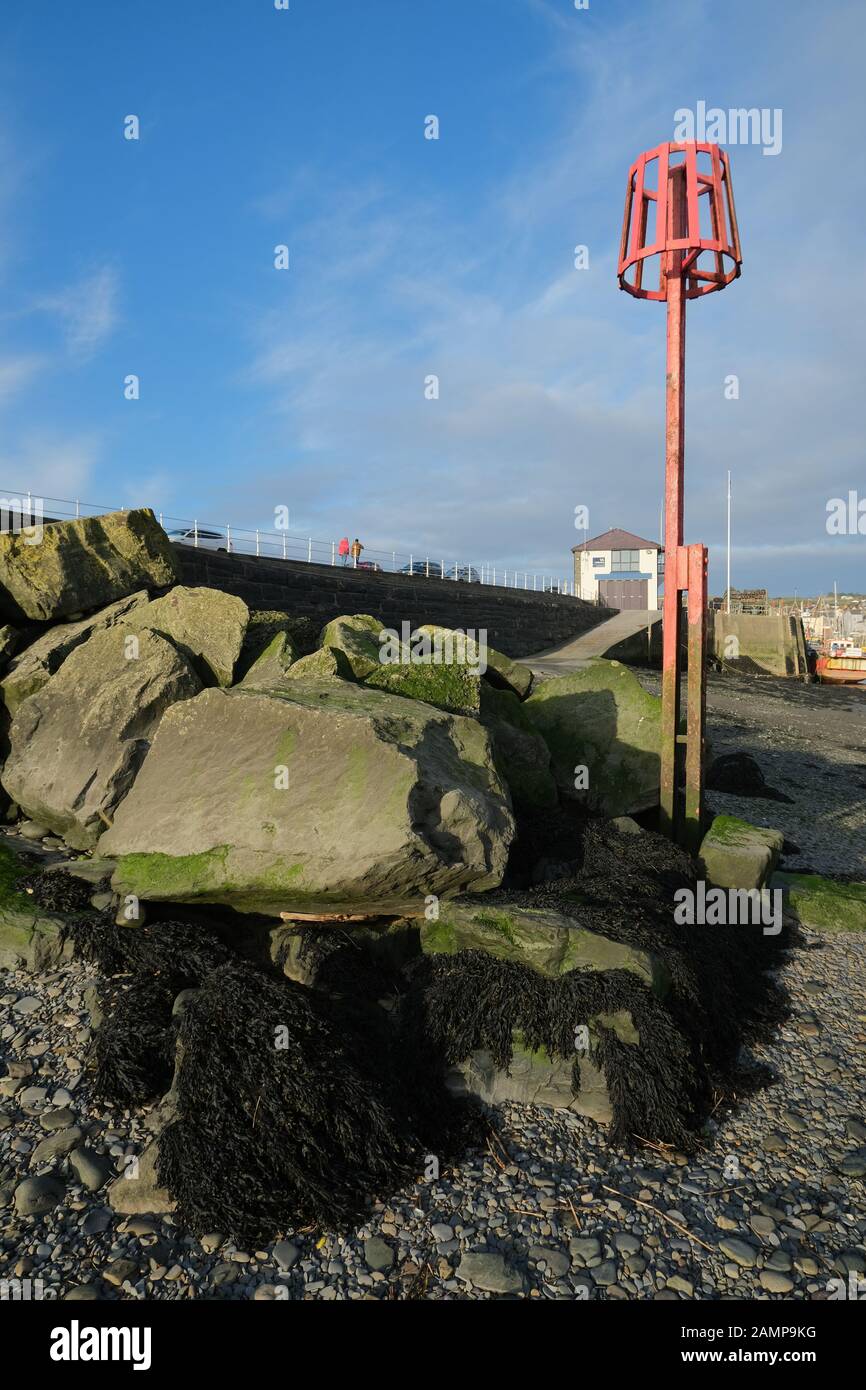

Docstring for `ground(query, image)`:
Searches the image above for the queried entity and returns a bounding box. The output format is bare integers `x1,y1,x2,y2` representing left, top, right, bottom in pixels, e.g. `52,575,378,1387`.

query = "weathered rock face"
2,628,202,850
479,685,557,811
699,815,784,890
0,591,150,716
124,585,248,687
525,660,661,816
318,614,382,679
0,509,179,622
238,631,299,687
100,678,515,916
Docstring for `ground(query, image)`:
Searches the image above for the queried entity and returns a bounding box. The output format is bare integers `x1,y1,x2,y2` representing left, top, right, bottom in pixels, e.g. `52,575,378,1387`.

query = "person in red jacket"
338,536,350,566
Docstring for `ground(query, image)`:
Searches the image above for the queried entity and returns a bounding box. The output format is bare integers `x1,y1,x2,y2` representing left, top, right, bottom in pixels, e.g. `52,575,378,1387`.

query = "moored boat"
816,654,866,685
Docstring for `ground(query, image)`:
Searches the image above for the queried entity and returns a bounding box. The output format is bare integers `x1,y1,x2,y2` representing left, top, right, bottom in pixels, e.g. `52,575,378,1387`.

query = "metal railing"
0,488,580,598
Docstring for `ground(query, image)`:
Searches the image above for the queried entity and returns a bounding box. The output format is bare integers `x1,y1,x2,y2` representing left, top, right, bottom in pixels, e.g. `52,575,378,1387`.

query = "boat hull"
816,656,866,685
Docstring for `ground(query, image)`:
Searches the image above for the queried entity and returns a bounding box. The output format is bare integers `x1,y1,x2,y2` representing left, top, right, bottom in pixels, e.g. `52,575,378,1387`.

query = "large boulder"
525,660,661,816
415,624,533,700
1,628,202,849
699,815,784,890
123,586,249,687
318,614,382,679
479,685,557,811
100,678,515,916
0,591,150,716
0,509,179,622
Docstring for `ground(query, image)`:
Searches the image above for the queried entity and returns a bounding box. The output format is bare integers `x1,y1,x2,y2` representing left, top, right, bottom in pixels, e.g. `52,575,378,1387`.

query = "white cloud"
36,267,120,358
0,355,44,405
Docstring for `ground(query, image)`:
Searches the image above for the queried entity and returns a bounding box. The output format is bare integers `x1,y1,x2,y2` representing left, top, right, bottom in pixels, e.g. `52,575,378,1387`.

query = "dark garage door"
599,578,648,610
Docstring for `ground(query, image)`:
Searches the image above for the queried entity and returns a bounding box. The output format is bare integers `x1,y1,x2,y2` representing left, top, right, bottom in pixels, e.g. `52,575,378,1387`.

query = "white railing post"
226,524,232,553
391,550,396,571
194,519,199,548
308,537,312,563
283,532,287,560
75,498,80,518
255,529,260,556
331,541,336,565
409,554,413,573
425,558,429,577
159,511,163,528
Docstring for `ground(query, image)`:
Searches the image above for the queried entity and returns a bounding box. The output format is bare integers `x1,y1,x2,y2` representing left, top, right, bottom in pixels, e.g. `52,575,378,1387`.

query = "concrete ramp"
529,609,662,675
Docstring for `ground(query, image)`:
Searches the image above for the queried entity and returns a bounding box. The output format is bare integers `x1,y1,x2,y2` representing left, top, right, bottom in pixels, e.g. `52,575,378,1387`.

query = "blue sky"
0,0,863,595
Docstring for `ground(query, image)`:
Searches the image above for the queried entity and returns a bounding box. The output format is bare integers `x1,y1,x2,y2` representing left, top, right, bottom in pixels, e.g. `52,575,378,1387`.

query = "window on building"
610,549,640,571
592,556,605,567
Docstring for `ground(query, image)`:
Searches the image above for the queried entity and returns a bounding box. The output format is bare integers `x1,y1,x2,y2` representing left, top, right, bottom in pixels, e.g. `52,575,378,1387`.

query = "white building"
572,528,662,610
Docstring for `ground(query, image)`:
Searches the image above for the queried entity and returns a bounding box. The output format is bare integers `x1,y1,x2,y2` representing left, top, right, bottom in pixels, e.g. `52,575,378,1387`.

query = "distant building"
572,528,661,610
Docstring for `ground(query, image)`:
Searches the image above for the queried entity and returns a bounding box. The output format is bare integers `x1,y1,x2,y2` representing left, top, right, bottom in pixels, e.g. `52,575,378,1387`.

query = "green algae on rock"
525,659,661,816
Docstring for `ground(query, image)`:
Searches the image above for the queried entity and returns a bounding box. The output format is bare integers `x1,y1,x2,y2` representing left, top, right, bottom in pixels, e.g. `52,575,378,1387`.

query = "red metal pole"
684,542,708,848
659,167,687,837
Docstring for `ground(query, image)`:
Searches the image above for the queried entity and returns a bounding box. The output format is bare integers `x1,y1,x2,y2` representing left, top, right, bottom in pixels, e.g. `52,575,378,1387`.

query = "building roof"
571,527,659,553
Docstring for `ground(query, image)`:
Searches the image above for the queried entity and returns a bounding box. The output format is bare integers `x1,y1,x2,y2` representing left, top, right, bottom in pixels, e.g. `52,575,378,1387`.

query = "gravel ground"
637,670,866,879
1,924,864,1302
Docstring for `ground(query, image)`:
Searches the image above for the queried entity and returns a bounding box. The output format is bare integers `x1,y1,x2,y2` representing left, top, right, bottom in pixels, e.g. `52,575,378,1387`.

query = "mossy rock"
415,624,532,699
364,660,481,716
421,900,668,994
0,508,180,623
318,614,382,679
238,631,299,687
699,815,784,890
773,872,866,932
525,660,661,816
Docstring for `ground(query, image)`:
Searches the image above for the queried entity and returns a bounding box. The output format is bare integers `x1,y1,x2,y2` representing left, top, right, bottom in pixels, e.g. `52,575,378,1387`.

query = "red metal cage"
618,141,742,302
